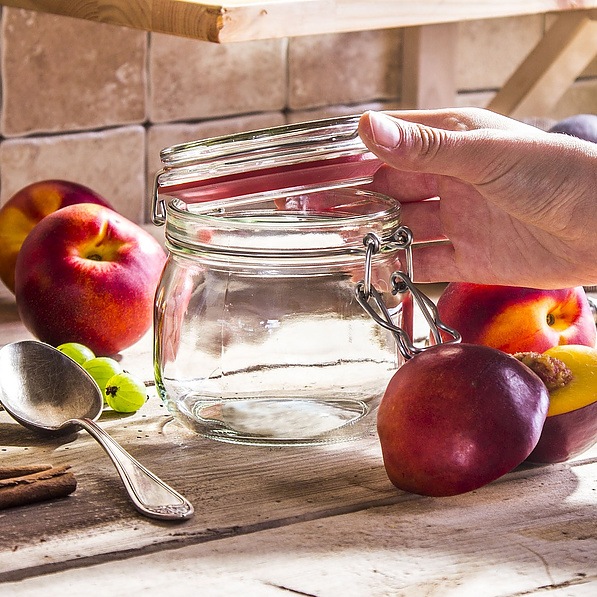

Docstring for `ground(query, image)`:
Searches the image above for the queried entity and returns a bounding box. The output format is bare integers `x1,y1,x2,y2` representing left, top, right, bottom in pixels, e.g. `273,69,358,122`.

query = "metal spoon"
0,340,193,521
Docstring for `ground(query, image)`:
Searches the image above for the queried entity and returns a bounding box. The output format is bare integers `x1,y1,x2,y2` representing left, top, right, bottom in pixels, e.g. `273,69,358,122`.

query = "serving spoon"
0,340,193,521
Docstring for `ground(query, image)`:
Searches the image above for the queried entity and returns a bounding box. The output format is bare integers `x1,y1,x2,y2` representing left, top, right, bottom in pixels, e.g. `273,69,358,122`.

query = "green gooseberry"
104,372,148,413
57,342,95,365
82,357,123,401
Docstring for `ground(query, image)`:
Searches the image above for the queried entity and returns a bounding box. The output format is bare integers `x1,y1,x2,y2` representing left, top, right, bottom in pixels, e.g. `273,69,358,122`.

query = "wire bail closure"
355,227,461,360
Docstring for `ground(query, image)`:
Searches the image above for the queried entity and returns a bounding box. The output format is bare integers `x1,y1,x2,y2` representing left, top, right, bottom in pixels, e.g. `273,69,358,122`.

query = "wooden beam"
401,22,458,109
488,10,597,118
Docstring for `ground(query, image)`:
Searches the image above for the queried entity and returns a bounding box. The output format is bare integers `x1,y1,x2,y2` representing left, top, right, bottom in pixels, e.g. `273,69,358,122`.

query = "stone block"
1,9,147,136
0,126,146,223
149,34,286,123
457,16,544,91
288,30,402,110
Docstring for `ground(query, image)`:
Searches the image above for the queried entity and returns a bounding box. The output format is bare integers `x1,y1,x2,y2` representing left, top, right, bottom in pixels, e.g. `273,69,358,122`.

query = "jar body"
154,191,406,445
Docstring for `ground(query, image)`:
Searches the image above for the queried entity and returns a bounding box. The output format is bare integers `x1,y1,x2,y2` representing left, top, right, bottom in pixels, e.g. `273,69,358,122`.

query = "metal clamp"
355,227,460,360
152,171,167,226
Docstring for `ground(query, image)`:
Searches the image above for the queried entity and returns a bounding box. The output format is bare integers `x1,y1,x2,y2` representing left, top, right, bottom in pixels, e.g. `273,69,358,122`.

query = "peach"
436,283,596,354
0,180,112,293
14,203,166,356
520,345,597,463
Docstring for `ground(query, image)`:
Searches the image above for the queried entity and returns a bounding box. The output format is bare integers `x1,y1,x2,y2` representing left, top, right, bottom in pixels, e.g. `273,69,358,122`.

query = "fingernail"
368,112,401,149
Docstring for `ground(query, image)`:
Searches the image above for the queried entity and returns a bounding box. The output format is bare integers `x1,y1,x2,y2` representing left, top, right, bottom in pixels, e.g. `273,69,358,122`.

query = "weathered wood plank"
0,390,400,578
1,314,596,585
1,452,596,595
401,22,458,109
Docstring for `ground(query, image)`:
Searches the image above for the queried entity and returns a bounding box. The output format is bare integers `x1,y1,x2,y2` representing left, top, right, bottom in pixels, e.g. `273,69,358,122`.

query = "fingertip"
359,111,402,150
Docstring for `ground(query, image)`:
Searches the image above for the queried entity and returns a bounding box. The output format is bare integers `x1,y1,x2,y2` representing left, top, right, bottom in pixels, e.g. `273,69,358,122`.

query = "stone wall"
0,9,595,222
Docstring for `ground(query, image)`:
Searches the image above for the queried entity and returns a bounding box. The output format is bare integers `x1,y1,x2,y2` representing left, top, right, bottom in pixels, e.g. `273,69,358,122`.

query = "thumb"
358,111,496,183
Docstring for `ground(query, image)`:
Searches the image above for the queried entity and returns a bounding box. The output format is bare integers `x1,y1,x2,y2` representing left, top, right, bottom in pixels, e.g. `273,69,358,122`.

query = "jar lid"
153,115,381,225
159,114,367,170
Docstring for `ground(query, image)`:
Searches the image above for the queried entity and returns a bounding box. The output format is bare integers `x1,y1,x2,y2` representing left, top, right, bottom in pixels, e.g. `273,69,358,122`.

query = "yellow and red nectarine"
436,283,596,354
0,180,112,293
519,345,597,463
14,203,166,356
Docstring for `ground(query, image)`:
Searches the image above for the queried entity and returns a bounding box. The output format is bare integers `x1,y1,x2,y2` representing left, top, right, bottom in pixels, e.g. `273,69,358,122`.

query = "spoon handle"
72,417,194,520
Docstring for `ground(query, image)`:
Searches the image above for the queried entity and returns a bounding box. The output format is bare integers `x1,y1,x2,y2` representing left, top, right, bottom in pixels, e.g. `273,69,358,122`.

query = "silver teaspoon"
0,340,193,521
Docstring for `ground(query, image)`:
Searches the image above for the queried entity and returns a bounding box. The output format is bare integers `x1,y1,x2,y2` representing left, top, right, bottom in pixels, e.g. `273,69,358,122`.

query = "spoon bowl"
0,340,193,520
0,339,102,435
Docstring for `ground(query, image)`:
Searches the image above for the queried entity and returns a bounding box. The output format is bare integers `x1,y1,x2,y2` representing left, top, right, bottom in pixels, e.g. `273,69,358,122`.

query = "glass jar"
152,116,410,446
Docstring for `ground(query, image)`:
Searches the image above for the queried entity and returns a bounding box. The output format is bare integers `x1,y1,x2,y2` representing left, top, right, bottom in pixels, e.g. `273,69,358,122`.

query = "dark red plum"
549,114,597,143
377,343,549,497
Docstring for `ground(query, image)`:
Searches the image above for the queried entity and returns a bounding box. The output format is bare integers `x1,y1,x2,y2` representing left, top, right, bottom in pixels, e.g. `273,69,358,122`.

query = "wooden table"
1,280,596,595
1,1,597,117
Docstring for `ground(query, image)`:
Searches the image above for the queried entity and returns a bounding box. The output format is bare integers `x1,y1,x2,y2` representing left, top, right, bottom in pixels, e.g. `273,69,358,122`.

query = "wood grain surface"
0,1,596,42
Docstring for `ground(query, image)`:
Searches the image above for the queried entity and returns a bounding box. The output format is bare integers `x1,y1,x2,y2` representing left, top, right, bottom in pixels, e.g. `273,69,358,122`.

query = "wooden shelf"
0,1,596,43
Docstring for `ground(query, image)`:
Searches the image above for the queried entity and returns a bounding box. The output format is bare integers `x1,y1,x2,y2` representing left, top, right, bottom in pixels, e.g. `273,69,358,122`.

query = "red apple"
0,180,112,293
517,345,597,464
435,283,596,354
14,203,166,356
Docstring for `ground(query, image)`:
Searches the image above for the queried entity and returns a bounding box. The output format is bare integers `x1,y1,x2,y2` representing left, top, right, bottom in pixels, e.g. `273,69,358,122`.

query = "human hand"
357,108,597,289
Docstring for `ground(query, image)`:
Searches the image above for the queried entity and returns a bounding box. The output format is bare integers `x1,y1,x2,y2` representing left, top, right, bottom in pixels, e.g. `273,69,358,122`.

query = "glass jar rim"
164,188,402,258
154,115,376,197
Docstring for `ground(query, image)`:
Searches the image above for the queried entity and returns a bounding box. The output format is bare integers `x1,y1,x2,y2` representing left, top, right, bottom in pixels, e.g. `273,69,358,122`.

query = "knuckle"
414,126,449,164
